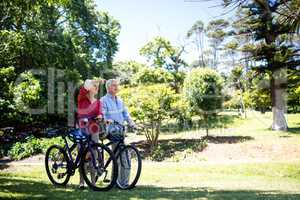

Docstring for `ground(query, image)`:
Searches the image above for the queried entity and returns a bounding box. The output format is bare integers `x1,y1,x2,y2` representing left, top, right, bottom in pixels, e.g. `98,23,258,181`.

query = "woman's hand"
95,115,103,122
105,119,113,125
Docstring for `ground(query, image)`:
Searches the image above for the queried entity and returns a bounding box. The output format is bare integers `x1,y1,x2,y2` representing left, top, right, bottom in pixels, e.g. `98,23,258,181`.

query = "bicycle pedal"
57,173,65,179
103,179,110,183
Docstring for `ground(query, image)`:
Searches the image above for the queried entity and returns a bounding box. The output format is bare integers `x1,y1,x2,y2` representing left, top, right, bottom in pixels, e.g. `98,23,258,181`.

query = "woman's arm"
77,86,89,104
97,100,104,117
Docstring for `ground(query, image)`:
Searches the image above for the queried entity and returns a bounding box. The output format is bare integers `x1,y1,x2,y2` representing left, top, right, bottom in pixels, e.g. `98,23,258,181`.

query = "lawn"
1,111,300,199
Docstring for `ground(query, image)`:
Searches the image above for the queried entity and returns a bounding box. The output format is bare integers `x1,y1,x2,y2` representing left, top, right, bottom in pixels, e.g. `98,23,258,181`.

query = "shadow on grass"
0,163,9,170
0,158,11,170
288,127,300,134
203,135,254,144
133,138,207,160
160,114,240,134
0,176,299,200
133,135,253,161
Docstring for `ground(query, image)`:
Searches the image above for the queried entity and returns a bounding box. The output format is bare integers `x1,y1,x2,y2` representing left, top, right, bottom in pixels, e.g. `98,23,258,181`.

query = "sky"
95,0,232,64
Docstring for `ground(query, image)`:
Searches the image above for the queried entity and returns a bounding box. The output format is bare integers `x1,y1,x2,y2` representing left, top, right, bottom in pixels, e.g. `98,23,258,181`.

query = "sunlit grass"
1,112,300,199
1,161,300,199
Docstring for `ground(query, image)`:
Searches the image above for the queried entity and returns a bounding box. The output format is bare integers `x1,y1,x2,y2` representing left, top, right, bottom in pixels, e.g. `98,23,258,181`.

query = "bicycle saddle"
68,128,88,143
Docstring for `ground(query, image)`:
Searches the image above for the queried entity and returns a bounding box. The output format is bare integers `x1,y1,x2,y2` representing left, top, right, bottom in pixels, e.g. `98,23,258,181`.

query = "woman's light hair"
105,79,119,90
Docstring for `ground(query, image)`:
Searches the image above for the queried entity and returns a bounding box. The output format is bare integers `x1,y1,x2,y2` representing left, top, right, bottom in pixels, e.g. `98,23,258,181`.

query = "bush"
223,90,247,116
170,94,192,130
288,85,300,113
149,145,165,161
8,136,64,160
183,68,224,135
243,74,271,113
0,67,18,126
13,71,44,113
119,84,176,148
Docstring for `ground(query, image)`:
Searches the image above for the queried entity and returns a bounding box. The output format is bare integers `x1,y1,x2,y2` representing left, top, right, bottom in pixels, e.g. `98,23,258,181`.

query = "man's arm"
122,104,135,126
100,98,109,120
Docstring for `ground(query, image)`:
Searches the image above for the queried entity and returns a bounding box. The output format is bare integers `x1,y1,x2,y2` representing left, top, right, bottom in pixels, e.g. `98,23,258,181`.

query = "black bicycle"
44,124,118,191
103,121,142,190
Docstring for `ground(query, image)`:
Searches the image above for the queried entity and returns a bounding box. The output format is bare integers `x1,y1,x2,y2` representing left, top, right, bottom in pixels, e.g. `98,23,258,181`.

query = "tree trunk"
270,69,288,131
259,0,288,131
204,115,209,137
240,91,247,118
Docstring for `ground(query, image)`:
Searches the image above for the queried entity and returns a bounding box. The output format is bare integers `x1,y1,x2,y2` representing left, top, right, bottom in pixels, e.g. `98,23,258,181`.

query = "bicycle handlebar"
77,116,123,126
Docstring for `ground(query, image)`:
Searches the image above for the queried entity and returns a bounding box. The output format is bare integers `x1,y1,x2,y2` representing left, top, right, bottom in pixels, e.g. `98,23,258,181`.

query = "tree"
112,61,146,85
183,68,224,136
133,67,173,85
187,20,206,67
0,0,120,127
223,40,239,68
275,0,300,34
224,0,300,131
227,66,247,117
206,19,229,70
140,36,187,92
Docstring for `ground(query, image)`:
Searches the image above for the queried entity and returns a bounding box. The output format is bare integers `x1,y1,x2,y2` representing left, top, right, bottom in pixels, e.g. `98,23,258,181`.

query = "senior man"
100,79,135,187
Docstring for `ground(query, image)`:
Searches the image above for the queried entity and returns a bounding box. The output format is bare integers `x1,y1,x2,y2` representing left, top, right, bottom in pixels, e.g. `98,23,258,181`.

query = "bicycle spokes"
116,146,142,189
81,144,117,191
45,145,70,186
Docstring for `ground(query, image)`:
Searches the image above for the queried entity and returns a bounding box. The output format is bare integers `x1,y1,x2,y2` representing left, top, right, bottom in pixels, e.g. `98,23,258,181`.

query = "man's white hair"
105,79,119,90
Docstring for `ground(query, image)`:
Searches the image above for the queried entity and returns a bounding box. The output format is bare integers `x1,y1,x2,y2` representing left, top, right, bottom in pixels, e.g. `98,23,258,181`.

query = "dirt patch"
198,137,300,163
1,134,300,168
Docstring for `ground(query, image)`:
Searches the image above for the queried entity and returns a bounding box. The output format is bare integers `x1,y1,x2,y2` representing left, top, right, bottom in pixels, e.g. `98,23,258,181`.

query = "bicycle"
44,120,118,191
102,120,142,190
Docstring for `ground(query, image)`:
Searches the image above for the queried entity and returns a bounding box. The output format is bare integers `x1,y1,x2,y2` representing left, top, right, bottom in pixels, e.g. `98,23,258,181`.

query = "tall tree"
0,0,120,127
223,39,239,68
140,37,187,92
206,19,229,70
224,0,300,131
276,0,300,33
187,20,206,67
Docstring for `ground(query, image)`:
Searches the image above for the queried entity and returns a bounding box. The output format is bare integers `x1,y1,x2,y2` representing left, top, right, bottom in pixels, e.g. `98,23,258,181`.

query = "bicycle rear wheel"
45,145,70,186
80,143,118,191
116,145,142,190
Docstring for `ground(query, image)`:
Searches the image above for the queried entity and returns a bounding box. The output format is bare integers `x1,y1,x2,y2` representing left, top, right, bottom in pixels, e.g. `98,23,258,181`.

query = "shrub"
183,68,224,136
243,74,271,113
119,84,176,148
0,67,18,126
170,94,192,130
13,71,44,113
8,136,64,160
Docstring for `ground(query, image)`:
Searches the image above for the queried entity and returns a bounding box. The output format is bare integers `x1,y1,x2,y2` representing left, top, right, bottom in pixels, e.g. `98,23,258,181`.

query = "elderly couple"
77,78,135,189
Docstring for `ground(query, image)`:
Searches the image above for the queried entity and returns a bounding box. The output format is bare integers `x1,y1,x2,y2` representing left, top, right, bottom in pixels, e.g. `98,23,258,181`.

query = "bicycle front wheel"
116,145,142,190
45,145,70,186
80,143,118,191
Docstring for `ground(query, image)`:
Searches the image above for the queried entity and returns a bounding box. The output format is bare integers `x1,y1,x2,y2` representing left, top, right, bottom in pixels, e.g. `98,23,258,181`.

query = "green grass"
1,111,300,199
1,161,300,199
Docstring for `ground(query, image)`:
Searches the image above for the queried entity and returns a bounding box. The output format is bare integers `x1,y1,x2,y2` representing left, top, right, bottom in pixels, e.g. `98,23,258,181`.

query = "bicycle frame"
61,134,103,174
102,139,126,169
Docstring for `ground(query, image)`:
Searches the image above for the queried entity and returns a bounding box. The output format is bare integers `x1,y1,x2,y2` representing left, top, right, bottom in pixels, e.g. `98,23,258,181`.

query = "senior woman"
77,79,105,189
